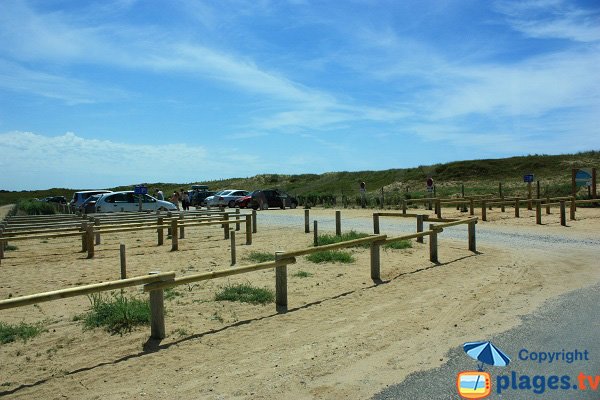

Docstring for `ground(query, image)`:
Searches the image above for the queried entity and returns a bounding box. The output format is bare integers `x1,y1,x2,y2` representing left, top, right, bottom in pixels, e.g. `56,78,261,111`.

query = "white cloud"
0,131,211,189
495,0,600,42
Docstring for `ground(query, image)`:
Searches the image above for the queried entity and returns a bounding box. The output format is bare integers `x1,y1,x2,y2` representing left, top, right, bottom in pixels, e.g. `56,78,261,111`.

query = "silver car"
204,190,249,208
95,191,178,213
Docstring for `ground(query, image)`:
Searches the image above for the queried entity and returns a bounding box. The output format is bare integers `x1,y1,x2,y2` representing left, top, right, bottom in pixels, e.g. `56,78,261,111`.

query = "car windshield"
220,190,234,196
83,195,101,204
213,190,225,196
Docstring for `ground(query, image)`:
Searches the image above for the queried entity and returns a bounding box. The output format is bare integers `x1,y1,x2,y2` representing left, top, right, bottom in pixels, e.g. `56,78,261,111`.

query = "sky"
0,0,599,190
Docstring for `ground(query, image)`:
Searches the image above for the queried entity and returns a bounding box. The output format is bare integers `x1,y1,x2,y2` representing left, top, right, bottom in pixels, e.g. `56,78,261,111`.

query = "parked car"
95,191,177,213
70,190,113,208
249,189,298,210
43,196,67,204
205,190,249,208
78,194,102,214
234,190,258,209
189,186,216,207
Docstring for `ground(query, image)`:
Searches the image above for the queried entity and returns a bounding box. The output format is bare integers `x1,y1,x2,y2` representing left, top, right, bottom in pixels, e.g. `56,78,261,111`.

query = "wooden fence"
0,214,479,340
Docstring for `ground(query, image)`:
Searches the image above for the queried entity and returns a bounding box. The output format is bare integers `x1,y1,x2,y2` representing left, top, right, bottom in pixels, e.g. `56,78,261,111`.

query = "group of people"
154,188,190,210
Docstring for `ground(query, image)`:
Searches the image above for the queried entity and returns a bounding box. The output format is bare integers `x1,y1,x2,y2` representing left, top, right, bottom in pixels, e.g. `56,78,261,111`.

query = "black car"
43,196,67,204
189,190,216,207
249,189,298,210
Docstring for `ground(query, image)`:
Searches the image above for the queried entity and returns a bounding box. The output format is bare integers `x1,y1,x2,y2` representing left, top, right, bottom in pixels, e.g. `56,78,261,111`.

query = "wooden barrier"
429,224,439,263
0,272,176,311
560,201,566,226
416,215,424,243
335,210,341,236
230,230,236,266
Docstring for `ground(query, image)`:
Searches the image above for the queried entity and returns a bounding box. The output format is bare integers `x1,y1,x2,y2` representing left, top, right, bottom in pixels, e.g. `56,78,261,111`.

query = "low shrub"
0,321,45,344
384,240,412,250
306,250,355,264
215,283,274,305
292,270,313,278
79,292,151,335
316,230,370,247
245,251,276,263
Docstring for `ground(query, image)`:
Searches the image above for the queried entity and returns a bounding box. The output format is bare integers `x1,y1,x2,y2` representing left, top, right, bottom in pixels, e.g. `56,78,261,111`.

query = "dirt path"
0,207,598,399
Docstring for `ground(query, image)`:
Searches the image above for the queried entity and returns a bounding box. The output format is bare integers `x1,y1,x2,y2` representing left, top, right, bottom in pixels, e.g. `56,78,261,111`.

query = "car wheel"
261,202,268,210
158,207,167,211
228,200,236,208
290,201,297,209
252,204,259,210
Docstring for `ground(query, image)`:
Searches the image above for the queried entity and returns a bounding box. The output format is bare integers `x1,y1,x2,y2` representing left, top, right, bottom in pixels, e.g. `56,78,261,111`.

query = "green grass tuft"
79,292,151,335
245,251,276,263
292,270,313,278
0,321,45,344
4,244,18,251
306,250,355,264
215,283,274,305
384,240,412,250
315,230,371,248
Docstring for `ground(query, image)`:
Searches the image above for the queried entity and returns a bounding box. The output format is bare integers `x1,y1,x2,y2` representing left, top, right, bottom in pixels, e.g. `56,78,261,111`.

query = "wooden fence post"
469,198,474,216
370,239,382,281
230,230,236,266
402,200,407,214
167,212,172,236
252,210,257,233
416,215,424,243
304,209,310,233
275,252,287,313
179,213,185,239
468,221,476,252
171,219,178,251
570,197,576,220
245,215,252,245
560,201,566,226
94,218,101,245
515,198,520,218
436,199,442,219
157,217,164,245
546,196,551,215
536,200,542,225
313,221,318,246
373,213,380,234
81,222,88,252
481,201,487,222
147,271,166,340
120,243,127,279
429,224,439,263
235,208,241,231
335,210,341,236
223,214,230,240
86,225,94,259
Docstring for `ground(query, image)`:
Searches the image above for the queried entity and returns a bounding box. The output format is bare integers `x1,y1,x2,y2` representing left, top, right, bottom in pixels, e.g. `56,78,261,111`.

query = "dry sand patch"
0,206,598,399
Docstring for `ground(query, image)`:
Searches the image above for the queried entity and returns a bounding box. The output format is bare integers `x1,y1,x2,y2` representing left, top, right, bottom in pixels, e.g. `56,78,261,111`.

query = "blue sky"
0,0,599,190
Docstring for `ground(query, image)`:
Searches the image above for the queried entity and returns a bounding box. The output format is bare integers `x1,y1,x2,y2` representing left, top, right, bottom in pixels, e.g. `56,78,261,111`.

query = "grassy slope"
1,151,598,206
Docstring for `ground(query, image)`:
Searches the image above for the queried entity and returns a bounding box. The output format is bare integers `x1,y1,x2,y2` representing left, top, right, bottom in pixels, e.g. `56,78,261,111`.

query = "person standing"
155,188,164,201
170,191,180,210
359,181,367,208
182,190,190,211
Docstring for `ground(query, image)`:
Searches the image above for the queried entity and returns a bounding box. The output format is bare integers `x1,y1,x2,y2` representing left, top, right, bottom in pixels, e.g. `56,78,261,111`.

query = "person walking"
170,191,180,210
359,181,367,208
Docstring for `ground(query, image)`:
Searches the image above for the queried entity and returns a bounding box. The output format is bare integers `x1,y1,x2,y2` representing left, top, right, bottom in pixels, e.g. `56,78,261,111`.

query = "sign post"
572,168,596,199
134,185,148,212
523,174,534,210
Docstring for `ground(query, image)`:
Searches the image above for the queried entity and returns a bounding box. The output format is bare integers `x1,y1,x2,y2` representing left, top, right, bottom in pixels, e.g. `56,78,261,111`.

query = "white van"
70,190,113,208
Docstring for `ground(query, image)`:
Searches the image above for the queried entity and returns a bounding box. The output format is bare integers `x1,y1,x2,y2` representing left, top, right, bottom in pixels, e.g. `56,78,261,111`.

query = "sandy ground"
0,204,599,399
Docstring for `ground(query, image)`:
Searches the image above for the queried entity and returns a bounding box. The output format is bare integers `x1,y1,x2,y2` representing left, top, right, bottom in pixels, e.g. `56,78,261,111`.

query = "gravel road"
256,212,600,250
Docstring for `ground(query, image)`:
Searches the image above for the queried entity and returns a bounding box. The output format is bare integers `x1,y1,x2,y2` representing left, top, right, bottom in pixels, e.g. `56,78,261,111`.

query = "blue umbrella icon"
463,341,511,371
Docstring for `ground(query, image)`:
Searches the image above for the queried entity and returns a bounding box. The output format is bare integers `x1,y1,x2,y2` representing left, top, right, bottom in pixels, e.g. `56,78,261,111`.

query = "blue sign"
523,174,534,183
134,185,148,195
